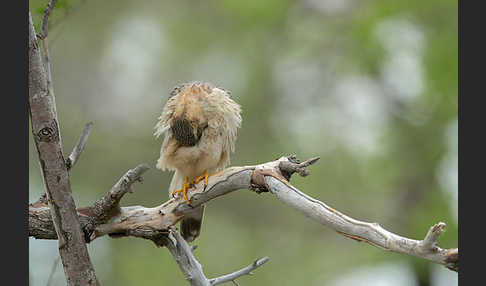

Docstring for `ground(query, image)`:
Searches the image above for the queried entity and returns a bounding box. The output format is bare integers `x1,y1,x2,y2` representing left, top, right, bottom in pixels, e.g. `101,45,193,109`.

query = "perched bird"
154,81,242,242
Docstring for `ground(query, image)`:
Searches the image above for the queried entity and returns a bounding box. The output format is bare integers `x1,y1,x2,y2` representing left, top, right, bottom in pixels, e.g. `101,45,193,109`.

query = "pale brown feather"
154,82,241,242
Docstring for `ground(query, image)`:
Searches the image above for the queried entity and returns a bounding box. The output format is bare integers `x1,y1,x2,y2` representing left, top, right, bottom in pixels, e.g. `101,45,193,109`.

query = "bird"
154,81,242,242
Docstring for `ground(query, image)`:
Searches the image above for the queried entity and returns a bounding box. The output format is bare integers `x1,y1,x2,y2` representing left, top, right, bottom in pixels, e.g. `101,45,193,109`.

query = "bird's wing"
154,96,177,171
180,205,205,242
211,88,242,169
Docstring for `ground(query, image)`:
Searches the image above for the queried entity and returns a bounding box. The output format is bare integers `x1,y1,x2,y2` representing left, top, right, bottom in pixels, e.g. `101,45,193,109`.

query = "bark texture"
29,12,99,286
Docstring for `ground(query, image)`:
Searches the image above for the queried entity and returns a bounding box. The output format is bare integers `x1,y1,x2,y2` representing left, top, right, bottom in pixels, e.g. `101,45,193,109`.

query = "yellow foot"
194,170,220,189
172,177,191,204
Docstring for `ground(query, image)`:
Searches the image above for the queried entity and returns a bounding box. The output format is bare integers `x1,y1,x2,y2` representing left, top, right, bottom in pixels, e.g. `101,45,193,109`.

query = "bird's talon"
171,177,192,204
195,170,210,187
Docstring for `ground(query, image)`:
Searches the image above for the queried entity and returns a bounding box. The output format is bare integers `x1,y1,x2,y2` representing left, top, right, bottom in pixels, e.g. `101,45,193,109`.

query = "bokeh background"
28,0,458,285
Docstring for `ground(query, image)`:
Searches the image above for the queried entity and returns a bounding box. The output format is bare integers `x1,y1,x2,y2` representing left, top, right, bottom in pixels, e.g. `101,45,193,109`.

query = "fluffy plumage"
154,81,241,242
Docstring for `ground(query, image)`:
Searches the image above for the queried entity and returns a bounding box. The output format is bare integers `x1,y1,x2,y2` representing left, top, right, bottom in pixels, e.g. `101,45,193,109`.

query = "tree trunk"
28,12,99,286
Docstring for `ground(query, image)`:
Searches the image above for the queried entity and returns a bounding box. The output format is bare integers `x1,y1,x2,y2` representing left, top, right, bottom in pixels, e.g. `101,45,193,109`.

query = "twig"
88,164,150,240
279,156,320,180
160,228,269,286
96,163,150,211
40,37,53,89
50,0,87,31
422,222,445,250
40,0,59,39
66,122,94,170
39,0,58,110
209,257,269,286
49,0,88,46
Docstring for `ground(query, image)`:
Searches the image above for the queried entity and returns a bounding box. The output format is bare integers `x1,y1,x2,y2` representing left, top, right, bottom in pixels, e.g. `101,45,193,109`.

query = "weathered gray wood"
66,122,93,170
29,164,150,240
264,175,458,271
209,257,269,285
150,228,268,286
29,156,458,272
164,229,211,286
29,11,99,286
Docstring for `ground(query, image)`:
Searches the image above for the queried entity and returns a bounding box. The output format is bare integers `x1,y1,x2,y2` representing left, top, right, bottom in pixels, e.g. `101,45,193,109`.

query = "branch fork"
29,155,458,275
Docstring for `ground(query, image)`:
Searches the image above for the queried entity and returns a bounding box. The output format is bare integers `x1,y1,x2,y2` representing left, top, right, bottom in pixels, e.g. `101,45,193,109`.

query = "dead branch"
161,228,211,286
150,227,268,286
29,156,458,273
261,170,459,272
49,0,89,46
50,0,88,31
209,257,269,285
29,164,150,241
40,0,59,39
66,122,93,170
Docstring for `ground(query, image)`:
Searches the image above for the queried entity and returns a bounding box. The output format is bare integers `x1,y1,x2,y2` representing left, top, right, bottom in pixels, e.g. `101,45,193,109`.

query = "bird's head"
154,81,241,148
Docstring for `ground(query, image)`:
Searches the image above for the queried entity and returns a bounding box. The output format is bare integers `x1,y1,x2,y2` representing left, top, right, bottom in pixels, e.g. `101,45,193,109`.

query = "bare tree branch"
40,0,59,39
162,228,211,286
29,156,458,273
49,0,90,46
95,163,150,212
50,0,87,31
261,173,459,272
38,0,58,91
209,257,269,286
29,164,150,241
29,10,99,285
151,228,268,286
66,122,93,170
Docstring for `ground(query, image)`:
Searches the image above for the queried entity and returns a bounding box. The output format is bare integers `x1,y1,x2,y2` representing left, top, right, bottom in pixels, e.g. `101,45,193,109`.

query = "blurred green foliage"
29,0,457,285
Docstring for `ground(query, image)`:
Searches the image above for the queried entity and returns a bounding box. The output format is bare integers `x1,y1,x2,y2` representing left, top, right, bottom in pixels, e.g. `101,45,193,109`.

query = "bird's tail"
169,170,205,243
180,206,204,242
